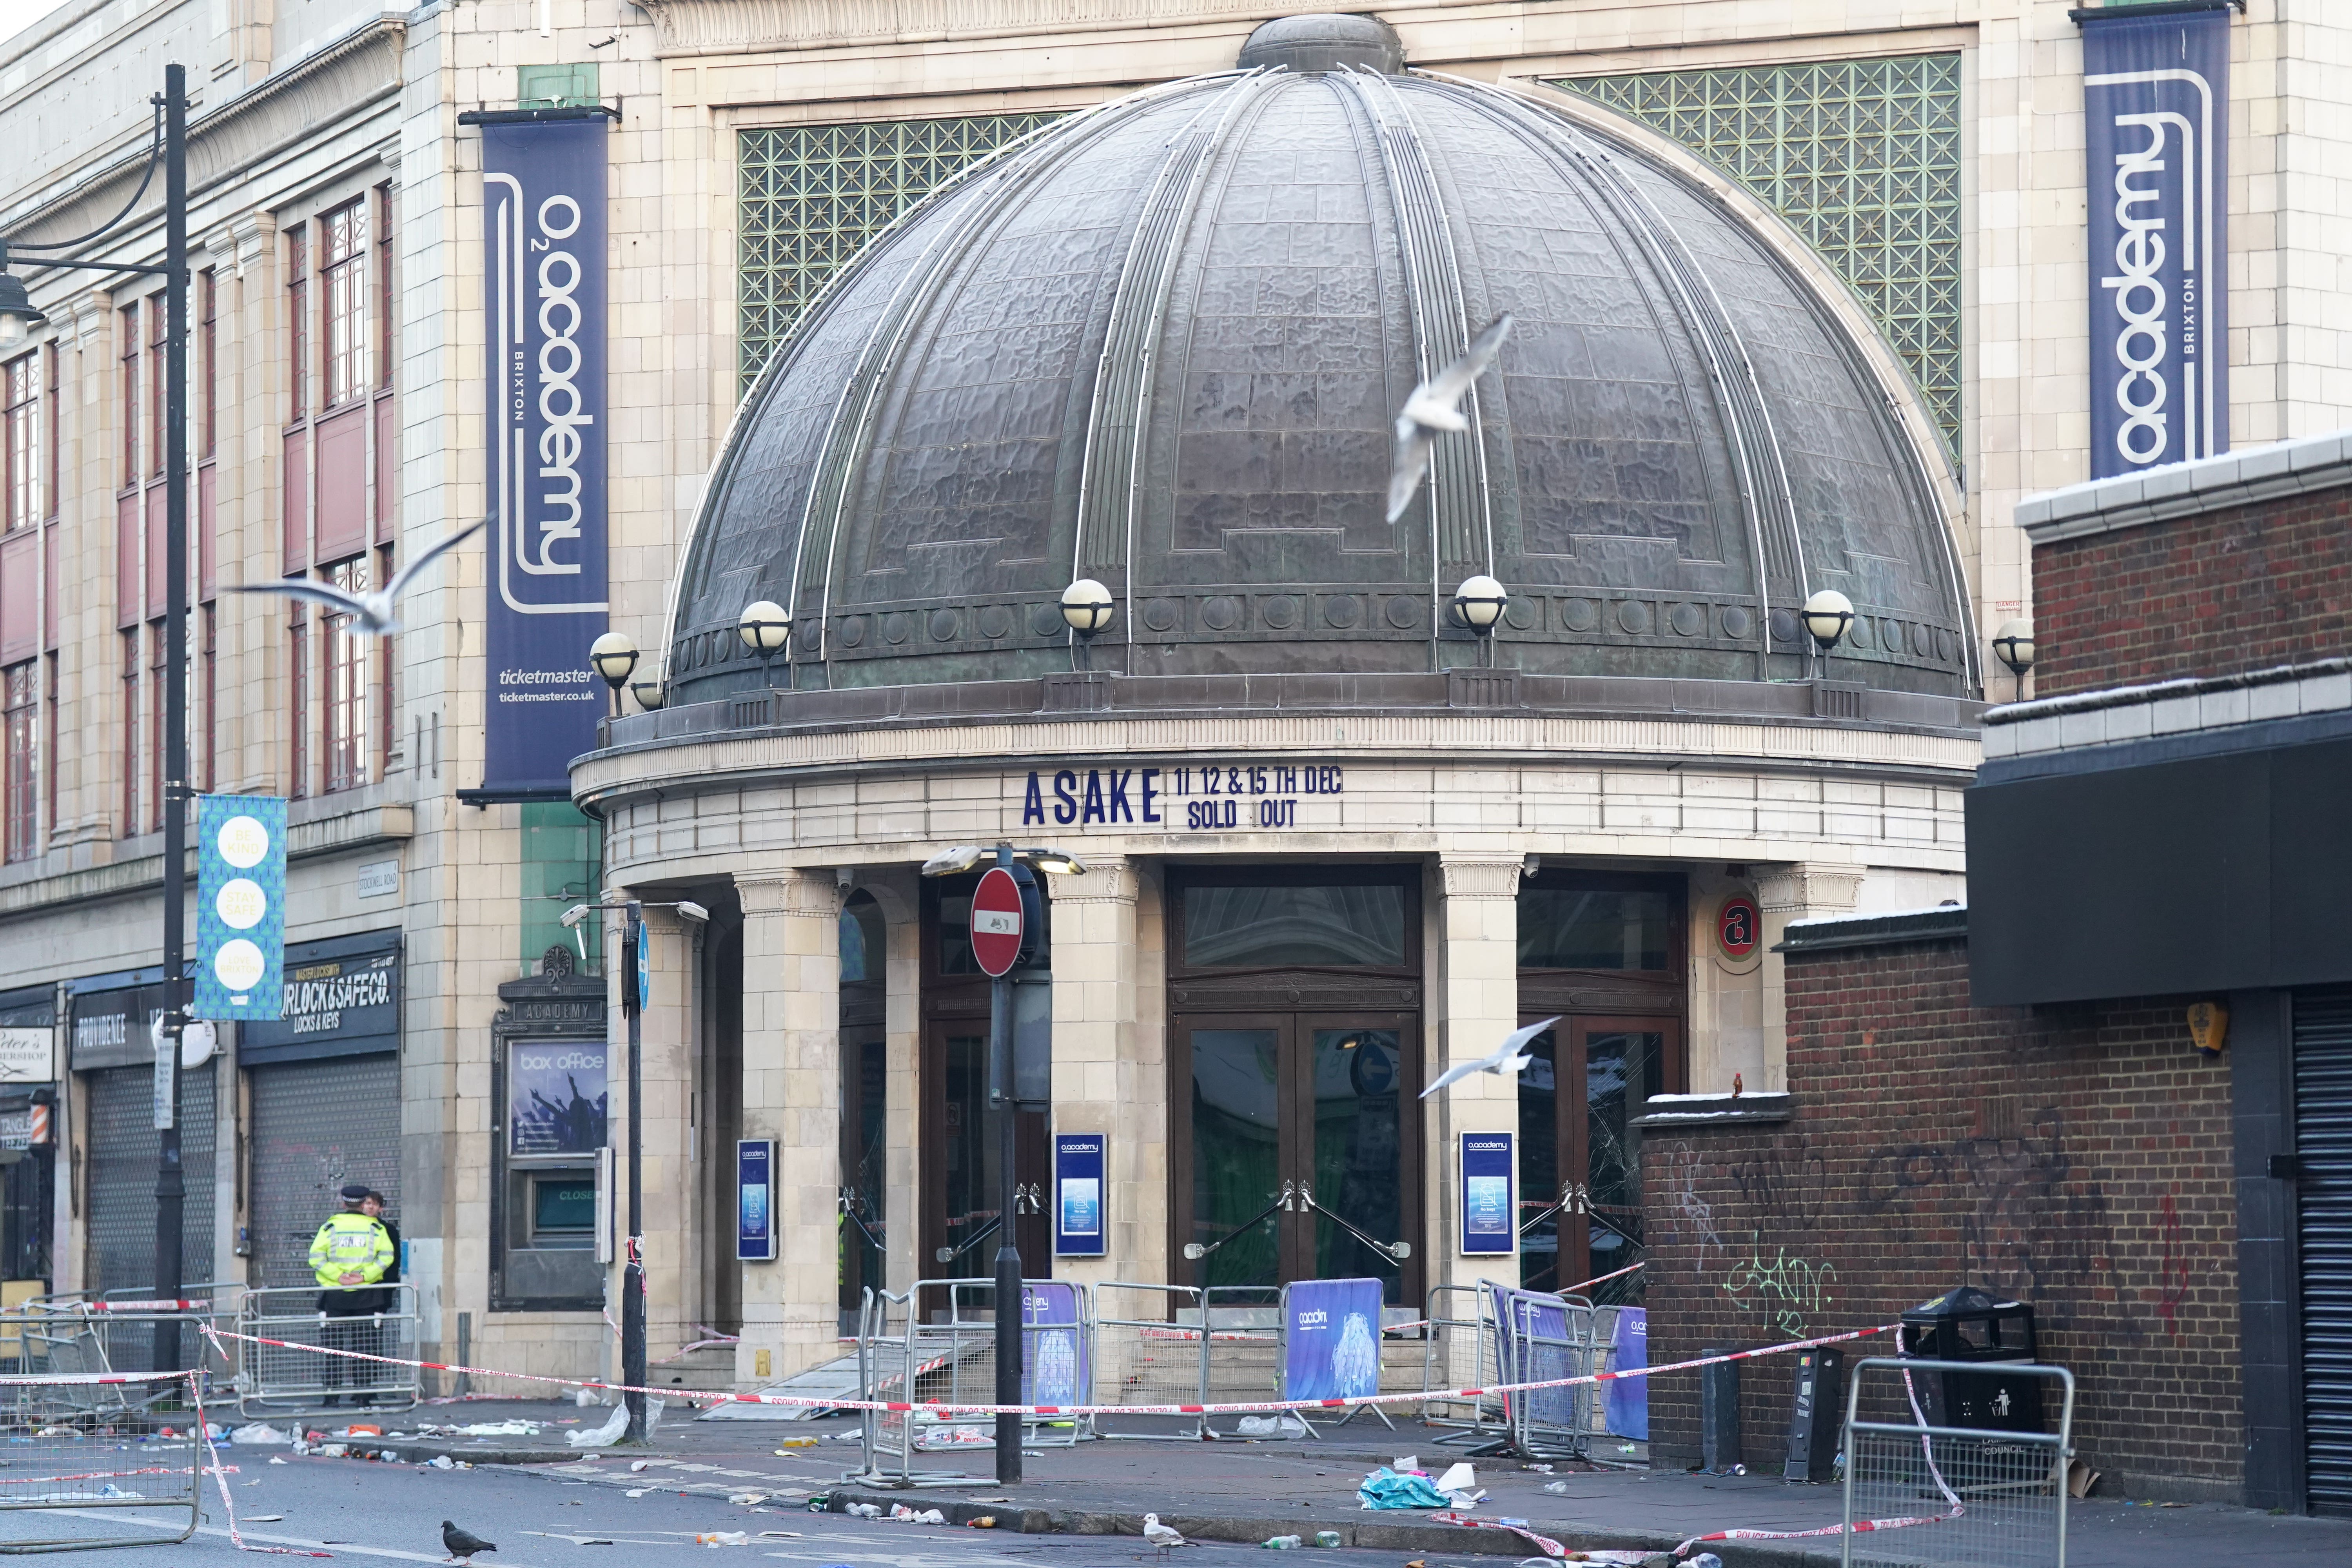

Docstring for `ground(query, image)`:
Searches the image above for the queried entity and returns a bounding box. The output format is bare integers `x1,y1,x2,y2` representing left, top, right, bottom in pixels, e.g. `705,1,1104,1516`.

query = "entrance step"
650,1344,739,1394
699,1346,864,1421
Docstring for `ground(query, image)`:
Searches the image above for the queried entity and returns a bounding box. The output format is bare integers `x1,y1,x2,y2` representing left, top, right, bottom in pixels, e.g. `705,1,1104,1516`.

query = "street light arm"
5,100,165,254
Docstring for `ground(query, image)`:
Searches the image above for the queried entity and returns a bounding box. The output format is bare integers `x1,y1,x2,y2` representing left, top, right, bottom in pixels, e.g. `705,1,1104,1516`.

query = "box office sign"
2081,4,2231,478
1018,762,1345,833
476,109,611,795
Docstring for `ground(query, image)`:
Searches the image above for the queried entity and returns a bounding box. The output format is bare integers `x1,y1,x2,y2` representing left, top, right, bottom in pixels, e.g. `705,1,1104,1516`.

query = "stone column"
735,869,842,1384
1753,865,1862,1093
1047,858,1154,1290
1431,855,1522,1290
633,902,702,1357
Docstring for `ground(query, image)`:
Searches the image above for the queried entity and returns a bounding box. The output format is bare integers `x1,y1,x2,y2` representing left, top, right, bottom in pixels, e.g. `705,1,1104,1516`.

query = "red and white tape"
200,1319,1896,1420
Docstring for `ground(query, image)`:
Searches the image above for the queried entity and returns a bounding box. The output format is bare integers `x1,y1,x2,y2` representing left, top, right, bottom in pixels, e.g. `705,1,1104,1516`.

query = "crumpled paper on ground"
568,1398,668,1446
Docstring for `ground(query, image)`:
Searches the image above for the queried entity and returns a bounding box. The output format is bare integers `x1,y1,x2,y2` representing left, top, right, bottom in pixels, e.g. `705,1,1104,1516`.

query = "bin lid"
1902,1284,2028,1323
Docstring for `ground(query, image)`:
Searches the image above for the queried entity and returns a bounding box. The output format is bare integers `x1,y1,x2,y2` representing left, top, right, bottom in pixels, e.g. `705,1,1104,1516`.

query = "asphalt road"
0,1446,1417,1568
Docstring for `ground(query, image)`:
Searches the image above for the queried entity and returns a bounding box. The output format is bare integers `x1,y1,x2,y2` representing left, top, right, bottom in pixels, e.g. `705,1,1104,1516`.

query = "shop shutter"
249,1055,400,1290
2298,988,2352,1517
84,1062,217,1301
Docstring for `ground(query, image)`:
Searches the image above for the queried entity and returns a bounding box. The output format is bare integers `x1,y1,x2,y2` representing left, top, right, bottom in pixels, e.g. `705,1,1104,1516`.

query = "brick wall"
2033,482,2352,696
1643,934,2242,1502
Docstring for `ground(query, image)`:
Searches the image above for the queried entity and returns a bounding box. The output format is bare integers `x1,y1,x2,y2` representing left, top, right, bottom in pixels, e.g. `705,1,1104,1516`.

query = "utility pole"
623,904,647,1441
154,61,191,1373
990,885,1021,1484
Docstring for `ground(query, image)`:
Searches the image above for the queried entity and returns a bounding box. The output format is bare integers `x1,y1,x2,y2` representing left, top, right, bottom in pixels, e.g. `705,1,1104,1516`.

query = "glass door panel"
1308,1026,1406,1299
1517,1018,1674,1299
939,1031,1000,1274
1187,1025,1284,1291
1580,1027,1663,1293
1515,1026,1562,1294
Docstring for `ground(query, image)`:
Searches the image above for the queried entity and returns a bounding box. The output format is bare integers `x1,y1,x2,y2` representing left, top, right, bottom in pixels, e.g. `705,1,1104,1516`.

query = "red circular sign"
1718,894,1760,959
970,865,1025,977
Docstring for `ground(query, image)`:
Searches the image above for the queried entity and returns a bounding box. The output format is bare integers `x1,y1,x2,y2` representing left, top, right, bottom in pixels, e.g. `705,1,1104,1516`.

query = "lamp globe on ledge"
1061,578,1114,668
630,676,667,713
1451,574,1508,667
1991,619,2036,681
588,631,639,718
1800,589,1855,656
738,599,792,686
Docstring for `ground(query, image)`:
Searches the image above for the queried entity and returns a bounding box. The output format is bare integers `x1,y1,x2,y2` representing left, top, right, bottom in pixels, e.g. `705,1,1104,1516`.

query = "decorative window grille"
2,354,35,532
325,554,370,793
736,113,1063,391
1550,54,1963,454
3,659,34,863
321,198,368,408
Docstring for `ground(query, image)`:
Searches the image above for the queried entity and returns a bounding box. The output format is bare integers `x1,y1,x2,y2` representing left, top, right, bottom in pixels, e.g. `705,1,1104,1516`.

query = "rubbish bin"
1898,1285,2045,1432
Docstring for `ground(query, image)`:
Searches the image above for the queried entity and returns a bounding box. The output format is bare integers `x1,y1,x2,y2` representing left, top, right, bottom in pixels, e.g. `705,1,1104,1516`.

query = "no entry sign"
971,865,1024,977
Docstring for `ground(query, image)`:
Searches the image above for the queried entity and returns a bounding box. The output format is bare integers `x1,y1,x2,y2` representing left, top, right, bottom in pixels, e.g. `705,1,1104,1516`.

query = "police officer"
309,1183,393,1406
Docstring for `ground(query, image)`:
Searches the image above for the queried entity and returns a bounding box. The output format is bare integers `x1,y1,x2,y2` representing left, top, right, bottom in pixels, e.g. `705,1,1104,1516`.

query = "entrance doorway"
1515,872,1686,1299
1167,867,1423,1304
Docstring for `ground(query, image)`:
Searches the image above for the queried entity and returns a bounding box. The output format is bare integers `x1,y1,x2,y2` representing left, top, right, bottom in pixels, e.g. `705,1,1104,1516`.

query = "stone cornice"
633,0,1276,56
735,867,837,917
1049,856,1136,904
1438,855,1522,900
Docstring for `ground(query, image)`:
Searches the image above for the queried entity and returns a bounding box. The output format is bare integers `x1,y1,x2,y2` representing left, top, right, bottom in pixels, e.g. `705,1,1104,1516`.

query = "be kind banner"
478,112,610,793
2082,5,2230,479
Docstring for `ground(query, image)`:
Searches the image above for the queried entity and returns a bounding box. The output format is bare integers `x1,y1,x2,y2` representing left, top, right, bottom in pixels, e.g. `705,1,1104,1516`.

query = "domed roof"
667,20,1975,707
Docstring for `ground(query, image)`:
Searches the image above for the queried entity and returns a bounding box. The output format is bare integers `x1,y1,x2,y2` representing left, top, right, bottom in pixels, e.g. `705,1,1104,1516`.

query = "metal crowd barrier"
1420,1283,1506,1441
1091,1282,1216,1440
1843,1358,2076,1568
851,1278,1090,1488
0,1294,236,1415
0,1379,200,1552
1195,1286,1283,1439
234,1284,420,1417
1495,1285,1596,1458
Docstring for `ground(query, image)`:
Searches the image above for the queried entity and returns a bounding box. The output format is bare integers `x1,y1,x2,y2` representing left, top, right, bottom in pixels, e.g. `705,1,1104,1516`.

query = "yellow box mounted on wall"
2187,1000,2230,1059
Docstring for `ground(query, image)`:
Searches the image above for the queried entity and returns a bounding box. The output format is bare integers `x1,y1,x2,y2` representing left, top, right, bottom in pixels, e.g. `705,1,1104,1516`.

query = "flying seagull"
1386,313,1513,523
231,518,487,637
1420,1015,1559,1100
1142,1514,1187,1558
441,1520,497,1564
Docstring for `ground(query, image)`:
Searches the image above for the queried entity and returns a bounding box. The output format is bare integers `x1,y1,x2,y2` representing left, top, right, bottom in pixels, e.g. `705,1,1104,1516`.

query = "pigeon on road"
1419,1015,1560,1100
1142,1513,1186,1558
441,1520,497,1563
231,518,486,637
1386,314,1513,523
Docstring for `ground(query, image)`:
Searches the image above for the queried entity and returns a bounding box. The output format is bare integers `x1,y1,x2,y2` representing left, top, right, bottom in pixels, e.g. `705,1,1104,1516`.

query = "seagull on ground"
1419,1015,1560,1100
1386,314,1513,523
231,518,486,637
441,1519,497,1564
1142,1514,1187,1558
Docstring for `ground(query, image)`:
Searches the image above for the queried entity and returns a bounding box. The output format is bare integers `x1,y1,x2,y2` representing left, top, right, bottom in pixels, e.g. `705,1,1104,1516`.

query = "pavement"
123,1397,2352,1568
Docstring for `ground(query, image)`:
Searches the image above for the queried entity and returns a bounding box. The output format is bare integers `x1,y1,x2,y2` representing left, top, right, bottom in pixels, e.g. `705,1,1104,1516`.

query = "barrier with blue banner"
1606,1307,1647,1440
1280,1276,1390,1434
1020,1281,1087,1428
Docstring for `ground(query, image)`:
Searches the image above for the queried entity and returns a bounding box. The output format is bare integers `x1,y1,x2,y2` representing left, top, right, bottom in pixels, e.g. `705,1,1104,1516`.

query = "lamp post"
563,894,708,1442
1799,588,1855,678
739,600,791,688
1,69,191,1368
918,842,1085,1484
589,632,639,719
1451,575,1508,667
1060,579,1113,670
1990,619,2035,698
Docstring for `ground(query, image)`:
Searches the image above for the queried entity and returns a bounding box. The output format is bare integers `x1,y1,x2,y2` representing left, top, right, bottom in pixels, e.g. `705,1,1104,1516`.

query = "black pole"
991,962,1021,1483
152,61,189,1374
623,906,648,1441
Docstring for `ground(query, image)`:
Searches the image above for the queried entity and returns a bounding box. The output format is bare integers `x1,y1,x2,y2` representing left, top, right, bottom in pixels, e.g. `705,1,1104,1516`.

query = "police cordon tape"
197,1319,1900,1420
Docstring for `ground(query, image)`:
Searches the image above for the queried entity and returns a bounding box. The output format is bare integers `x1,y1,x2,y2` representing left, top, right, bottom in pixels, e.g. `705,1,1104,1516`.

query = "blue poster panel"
194,795,286,1021
1053,1132,1105,1255
508,1040,609,1155
2082,5,2230,478
1459,1130,1514,1255
1281,1277,1385,1403
1020,1282,1086,1407
1605,1307,1648,1440
737,1139,776,1261
480,114,610,793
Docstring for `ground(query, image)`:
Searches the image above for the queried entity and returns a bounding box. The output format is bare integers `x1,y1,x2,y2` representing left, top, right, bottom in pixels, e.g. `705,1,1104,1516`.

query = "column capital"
1757,864,1863,917
1048,856,1137,905
225,209,276,279
736,867,839,917
1438,853,1522,900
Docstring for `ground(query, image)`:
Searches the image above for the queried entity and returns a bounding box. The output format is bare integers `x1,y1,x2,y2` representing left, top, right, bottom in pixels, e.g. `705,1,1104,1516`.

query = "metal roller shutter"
2298,988,2352,1516
85,1062,217,1298
249,1056,400,1290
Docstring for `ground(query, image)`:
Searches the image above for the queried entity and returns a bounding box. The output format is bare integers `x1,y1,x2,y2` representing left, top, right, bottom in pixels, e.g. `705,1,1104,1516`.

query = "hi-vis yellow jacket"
308,1212,393,1290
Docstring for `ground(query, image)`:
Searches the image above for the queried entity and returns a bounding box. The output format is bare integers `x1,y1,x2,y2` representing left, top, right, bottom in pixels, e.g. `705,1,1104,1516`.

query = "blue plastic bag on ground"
1357,1467,1450,1510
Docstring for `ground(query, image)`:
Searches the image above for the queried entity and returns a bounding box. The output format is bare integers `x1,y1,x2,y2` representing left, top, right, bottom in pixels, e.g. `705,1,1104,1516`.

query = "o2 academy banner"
479,112,610,794
2082,4,2230,479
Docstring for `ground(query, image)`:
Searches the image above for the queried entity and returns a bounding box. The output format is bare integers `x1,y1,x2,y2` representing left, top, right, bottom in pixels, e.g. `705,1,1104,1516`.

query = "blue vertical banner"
477,111,611,793
2082,4,2230,478
737,1139,775,1261
194,795,286,1020
1605,1307,1648,1439
1053,1132,1105,1255
1459,1130,1514,1255
1281,1277,1384,1404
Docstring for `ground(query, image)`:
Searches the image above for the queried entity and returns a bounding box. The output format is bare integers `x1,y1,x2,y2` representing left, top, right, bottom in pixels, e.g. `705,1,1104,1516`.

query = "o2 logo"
1717,895,1759,960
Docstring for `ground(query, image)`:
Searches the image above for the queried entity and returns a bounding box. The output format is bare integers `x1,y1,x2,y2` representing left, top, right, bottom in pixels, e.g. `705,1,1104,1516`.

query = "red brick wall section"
1642,936,2241,1502
2033,481,2352,695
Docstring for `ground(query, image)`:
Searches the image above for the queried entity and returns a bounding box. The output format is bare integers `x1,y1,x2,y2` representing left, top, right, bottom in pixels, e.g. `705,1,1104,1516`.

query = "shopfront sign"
195,795,286,1021
239,932,403,1066
1281,1277,1384,1404
1459,1131,1515,1256
1053,1132,1105,1256
2081,4,2231,478
476,109,611,795
1018,762,1346,832
0,1027,56,1085
736,1138,775,1262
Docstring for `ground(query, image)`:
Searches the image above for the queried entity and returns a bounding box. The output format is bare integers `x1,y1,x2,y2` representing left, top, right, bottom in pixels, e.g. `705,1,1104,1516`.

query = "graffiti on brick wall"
1720,1235,1835,1339
1729,1145,1829,1232
1664,1143,1722,1258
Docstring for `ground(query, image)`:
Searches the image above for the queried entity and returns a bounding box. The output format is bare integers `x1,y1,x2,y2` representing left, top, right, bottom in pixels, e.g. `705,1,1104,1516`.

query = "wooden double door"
1515,1014,1680,1297
1171,1010,1422,1305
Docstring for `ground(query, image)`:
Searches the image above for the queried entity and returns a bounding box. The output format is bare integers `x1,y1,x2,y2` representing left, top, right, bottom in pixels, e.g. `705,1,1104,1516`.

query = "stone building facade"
0,0,2343,1401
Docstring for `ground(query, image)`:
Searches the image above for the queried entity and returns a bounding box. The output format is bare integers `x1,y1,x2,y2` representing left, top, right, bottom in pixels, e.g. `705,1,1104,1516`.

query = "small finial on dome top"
1237,14,1405,74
